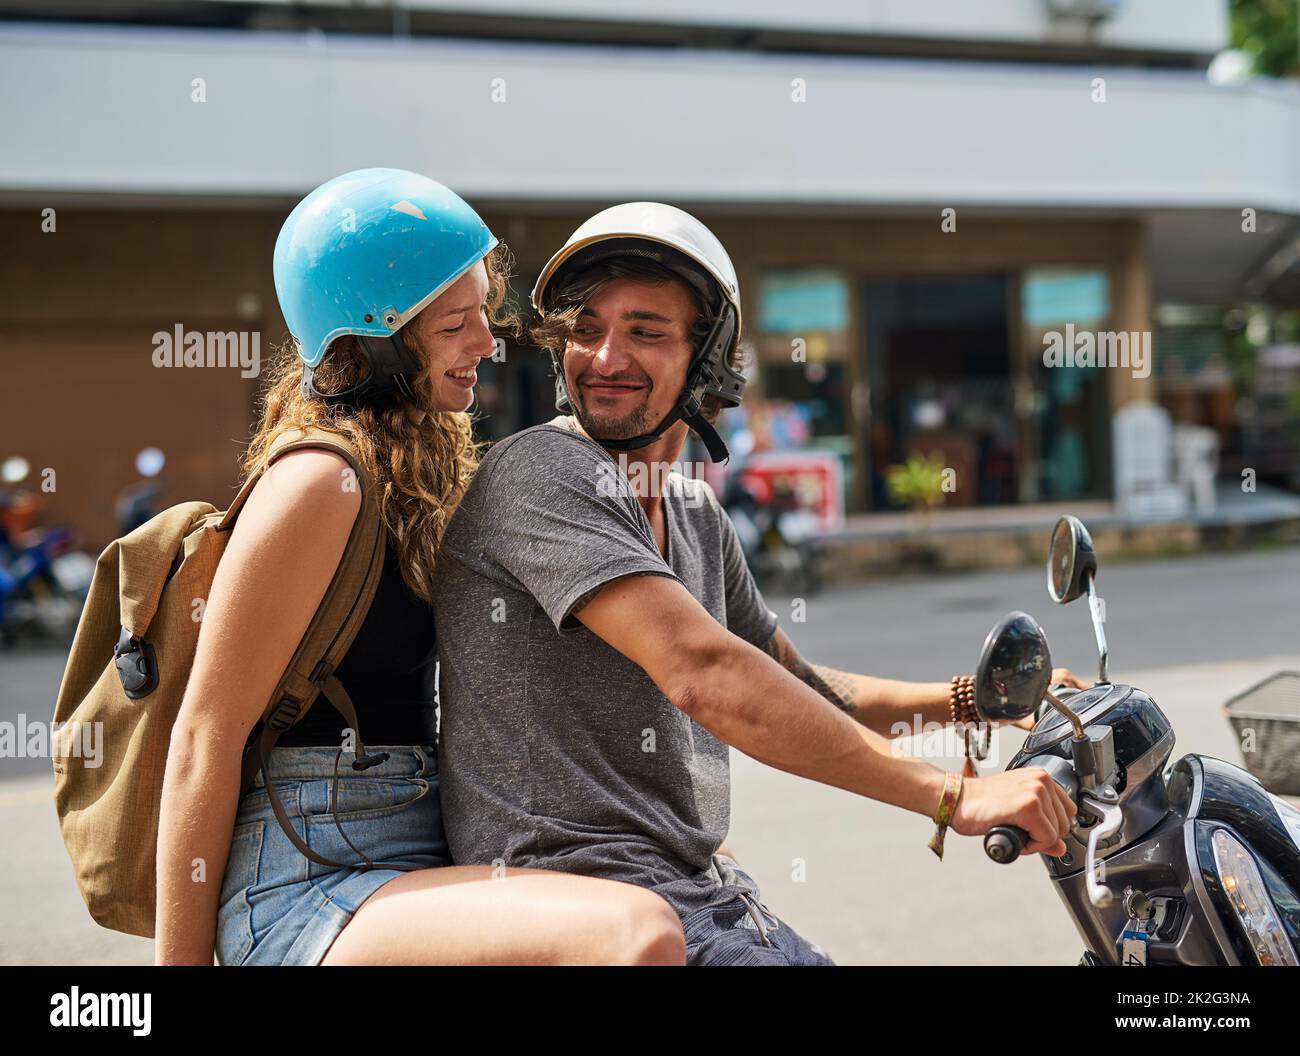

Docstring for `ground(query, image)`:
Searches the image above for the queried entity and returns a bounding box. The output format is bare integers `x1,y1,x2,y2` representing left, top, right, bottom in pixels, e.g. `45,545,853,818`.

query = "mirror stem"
1085,574,1110,684
1043,689,1086,741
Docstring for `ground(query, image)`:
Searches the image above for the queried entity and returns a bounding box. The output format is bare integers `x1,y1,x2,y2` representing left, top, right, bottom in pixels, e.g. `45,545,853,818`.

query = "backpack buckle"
113,626,158,699
266,697,302,732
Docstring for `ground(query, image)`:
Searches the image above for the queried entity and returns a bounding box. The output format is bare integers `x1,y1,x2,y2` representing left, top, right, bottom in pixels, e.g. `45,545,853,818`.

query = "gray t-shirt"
433,422,778,918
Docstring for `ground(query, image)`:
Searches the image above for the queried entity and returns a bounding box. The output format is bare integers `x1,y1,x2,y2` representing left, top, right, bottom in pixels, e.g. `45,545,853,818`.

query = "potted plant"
885,452,948,569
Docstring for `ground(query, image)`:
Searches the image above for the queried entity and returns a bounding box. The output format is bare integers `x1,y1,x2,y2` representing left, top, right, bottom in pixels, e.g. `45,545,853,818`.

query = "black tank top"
277,537,438,748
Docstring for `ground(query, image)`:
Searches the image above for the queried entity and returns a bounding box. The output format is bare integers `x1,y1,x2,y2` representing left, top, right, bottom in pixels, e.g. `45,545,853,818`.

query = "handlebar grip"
984,825,1029,864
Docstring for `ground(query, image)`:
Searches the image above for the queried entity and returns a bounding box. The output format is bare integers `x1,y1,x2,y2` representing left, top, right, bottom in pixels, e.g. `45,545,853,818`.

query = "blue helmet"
273,168,497,404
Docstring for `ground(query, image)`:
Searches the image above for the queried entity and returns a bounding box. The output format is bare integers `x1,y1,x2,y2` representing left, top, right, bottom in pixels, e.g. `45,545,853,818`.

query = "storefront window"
1020,268,1112,502
718,269,855,520
863,275,1013,510
752,270,852,443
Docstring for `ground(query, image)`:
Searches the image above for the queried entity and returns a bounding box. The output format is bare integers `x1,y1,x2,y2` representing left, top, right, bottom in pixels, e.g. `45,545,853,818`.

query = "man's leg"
678,855,834,966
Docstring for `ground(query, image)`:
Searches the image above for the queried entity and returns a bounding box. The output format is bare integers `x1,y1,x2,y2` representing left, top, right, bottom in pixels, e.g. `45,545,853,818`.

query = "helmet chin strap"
301,333,421,407
592,402,731,463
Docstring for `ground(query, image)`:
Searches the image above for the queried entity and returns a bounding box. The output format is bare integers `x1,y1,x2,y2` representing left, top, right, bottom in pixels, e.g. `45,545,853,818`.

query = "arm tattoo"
761,629,857,716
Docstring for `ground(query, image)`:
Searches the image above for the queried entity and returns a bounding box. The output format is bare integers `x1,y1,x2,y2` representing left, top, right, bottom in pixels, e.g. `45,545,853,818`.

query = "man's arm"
759,627,950,737
759,628,1090,737
575,574,946,813
710,492,955,738
575,574,1075,854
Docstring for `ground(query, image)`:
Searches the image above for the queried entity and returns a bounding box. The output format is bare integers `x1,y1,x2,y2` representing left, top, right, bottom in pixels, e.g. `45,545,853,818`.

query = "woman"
154,169,686,965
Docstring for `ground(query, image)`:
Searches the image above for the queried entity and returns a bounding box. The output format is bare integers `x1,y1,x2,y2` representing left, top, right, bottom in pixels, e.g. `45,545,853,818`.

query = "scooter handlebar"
984,825,1029,864
984,755,1082,864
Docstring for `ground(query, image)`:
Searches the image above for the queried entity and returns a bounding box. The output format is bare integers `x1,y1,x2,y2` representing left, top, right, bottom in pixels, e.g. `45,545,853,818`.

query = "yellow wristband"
927,771,964,860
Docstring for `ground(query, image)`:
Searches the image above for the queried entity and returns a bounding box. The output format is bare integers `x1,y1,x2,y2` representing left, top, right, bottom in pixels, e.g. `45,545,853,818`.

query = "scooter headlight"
1210,828,1298,966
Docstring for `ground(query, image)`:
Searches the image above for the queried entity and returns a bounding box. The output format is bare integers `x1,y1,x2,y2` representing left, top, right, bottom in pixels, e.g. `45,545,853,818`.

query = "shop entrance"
863,276,1018,510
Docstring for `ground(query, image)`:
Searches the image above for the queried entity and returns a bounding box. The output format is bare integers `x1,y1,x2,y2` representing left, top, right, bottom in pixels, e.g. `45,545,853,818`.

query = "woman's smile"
444,365,479,389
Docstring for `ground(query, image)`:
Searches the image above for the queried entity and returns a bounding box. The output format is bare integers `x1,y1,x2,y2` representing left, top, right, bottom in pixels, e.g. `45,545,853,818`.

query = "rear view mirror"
1047,515,1097,605
974,611,1053,723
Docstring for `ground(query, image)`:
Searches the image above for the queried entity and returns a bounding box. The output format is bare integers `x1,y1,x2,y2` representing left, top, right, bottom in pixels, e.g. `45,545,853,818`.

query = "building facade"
3,1,1297,544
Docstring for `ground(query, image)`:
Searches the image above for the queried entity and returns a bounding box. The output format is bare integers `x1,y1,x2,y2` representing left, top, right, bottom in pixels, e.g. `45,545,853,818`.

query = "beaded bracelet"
950,673,990,774
949,675,977,727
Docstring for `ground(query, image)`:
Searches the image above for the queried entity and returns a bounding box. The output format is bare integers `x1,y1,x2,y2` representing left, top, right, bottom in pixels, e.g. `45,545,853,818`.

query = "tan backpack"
52,426,390,938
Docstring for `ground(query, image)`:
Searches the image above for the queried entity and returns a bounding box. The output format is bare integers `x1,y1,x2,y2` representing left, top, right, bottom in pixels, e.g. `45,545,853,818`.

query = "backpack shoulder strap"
233,428,387,798
218,426,372,533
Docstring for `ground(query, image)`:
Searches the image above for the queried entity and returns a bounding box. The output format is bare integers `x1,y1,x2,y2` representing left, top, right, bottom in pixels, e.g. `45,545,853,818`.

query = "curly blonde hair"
242,245,520,604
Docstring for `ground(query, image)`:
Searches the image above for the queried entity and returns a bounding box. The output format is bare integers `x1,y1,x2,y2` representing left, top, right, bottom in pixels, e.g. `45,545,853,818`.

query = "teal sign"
1023,271,1110,328
759,271,850,333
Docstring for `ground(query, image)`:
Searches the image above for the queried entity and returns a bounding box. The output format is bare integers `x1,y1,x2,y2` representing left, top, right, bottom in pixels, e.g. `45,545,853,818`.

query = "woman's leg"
321,865,686,965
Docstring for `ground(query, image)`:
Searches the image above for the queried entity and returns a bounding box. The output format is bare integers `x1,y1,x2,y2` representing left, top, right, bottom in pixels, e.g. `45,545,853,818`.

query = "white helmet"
531,202,746,462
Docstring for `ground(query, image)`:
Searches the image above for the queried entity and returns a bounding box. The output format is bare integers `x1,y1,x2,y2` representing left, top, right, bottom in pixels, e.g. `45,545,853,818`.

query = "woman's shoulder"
264,445,358,489
240,447,362,539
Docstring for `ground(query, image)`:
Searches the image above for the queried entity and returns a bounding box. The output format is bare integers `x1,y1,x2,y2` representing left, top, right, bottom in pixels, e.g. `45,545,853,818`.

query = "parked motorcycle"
0,458,93,645
722,472,822,596
971,515,1300,965
115,446,167,536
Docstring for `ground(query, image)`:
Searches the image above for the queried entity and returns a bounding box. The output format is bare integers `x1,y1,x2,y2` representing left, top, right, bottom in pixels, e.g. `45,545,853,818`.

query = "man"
433,203,1079,965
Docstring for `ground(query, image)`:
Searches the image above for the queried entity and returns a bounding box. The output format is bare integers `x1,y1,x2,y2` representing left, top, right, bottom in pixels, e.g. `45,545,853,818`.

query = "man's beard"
571,380,661,442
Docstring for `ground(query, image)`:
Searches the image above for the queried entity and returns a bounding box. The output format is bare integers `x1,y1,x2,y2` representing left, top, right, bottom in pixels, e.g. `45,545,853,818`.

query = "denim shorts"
678,854,836,966
215,744,450,966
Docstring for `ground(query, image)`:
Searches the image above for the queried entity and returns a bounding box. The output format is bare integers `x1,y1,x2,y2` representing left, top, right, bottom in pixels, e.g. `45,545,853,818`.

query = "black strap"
593,386,732,464
240,673,421,873
300,333,420,407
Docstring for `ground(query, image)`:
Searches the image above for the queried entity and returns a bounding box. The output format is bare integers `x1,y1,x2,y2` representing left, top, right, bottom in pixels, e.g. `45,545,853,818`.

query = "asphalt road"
728,544,1300,965
2,546,1298,964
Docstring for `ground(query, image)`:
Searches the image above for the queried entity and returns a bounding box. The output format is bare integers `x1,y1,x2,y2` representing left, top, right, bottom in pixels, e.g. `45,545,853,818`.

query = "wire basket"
1224,671,1300,797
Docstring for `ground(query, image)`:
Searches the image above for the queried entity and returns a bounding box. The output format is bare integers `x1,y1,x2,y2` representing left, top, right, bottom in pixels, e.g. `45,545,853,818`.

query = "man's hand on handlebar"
951,768,1077,858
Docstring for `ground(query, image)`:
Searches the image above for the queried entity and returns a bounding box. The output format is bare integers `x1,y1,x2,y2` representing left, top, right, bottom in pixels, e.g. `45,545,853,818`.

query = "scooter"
0,461,93,644
115,446,168,536
971,515,1300,966
722,473,822,596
